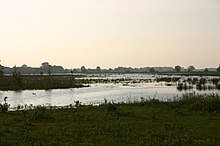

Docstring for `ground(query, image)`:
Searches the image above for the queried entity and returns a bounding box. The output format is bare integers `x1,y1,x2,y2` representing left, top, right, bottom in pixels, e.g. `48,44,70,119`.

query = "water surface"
1,82,220,110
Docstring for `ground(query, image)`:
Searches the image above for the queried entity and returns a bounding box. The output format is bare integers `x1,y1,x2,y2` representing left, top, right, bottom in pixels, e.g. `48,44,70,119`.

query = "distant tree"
48,69,51,76
204,68,209,72
96,66,101,72
0,64,4,76
22,64,28,68
70,69,74,74
187,65,195,72
217,65,220,72
149,67,155,73
12,66,20,77
174,65,181,72
108,68,113,72
41,62,50,68
81,66,87,73
73,69,78,73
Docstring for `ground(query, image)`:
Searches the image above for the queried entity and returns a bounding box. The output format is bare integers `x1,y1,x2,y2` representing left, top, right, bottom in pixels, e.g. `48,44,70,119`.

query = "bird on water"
4,96,8,102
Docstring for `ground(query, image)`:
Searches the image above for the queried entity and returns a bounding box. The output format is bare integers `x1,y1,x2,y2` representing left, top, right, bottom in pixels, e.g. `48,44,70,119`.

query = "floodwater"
0,74,220,109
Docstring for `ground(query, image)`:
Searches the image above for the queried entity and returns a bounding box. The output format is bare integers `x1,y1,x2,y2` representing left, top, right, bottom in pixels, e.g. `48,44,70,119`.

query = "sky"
0,0,220,69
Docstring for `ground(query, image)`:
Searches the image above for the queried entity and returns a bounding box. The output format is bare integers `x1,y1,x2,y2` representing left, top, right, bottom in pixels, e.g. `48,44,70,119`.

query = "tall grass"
171,93,220,112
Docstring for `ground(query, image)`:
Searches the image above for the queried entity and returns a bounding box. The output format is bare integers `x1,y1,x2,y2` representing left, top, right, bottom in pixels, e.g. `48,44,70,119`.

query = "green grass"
0,75,88,91
0,95,220,145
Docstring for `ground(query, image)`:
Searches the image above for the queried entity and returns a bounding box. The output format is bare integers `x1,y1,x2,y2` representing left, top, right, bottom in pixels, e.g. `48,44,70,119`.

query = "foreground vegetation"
0,94,220,145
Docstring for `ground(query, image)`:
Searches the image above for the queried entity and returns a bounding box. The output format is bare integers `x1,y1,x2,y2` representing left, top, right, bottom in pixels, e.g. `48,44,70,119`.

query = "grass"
0,94,220,145
177,77,220,91
0,75,88,91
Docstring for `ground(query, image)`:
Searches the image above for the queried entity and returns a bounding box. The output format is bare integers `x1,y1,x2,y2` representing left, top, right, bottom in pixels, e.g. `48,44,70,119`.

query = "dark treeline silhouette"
78,66,174,73
2,62,66,75
2,65,174,74
0,62,220,75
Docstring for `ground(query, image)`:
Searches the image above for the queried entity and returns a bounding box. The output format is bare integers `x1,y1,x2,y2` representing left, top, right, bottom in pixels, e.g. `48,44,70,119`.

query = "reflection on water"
1,82,220,109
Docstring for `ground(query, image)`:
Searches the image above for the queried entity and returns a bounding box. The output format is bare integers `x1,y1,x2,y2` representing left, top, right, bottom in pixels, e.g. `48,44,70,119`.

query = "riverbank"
0,94,220,145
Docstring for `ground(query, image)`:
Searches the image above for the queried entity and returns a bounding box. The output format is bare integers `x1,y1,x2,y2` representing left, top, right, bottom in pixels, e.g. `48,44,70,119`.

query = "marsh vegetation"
0,94,220,145
0,75,88,91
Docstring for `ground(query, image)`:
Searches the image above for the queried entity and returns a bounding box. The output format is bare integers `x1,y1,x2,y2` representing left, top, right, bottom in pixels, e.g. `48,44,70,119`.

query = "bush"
0,103,10,113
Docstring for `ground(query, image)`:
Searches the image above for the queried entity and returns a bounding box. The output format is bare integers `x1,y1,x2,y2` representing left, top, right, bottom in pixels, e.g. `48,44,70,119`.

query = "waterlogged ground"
78,73,219,80
0,74,220,109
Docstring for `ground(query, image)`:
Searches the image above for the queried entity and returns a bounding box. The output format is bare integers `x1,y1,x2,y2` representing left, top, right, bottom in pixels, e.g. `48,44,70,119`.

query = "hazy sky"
0,0,220,68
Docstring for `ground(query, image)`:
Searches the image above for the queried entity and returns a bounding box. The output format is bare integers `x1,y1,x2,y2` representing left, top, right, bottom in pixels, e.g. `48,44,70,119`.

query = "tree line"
0,62,220,76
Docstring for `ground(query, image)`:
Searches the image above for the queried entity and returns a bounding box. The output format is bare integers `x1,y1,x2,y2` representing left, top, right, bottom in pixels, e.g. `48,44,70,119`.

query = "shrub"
0,103,10,113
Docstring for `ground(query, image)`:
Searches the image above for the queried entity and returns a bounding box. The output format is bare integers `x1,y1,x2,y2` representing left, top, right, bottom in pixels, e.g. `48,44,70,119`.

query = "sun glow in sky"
0,0,220,68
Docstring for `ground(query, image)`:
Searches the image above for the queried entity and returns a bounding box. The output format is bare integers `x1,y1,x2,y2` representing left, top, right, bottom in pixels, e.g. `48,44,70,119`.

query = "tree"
187,65,195,72
96,66,101,72
174,65,181,72
12,66,20,77
48,69,51,76
70,69,74,75
41,62,50,68
22,64,28,68
204,68,209,72
0,64,4,76
217,65,220,72
81,66,87,73
149,67,155,73
40,62,52,74
108,68,113,73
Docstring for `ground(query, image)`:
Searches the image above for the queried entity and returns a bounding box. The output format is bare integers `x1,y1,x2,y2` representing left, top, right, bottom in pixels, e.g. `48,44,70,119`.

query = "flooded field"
0,74,220,110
